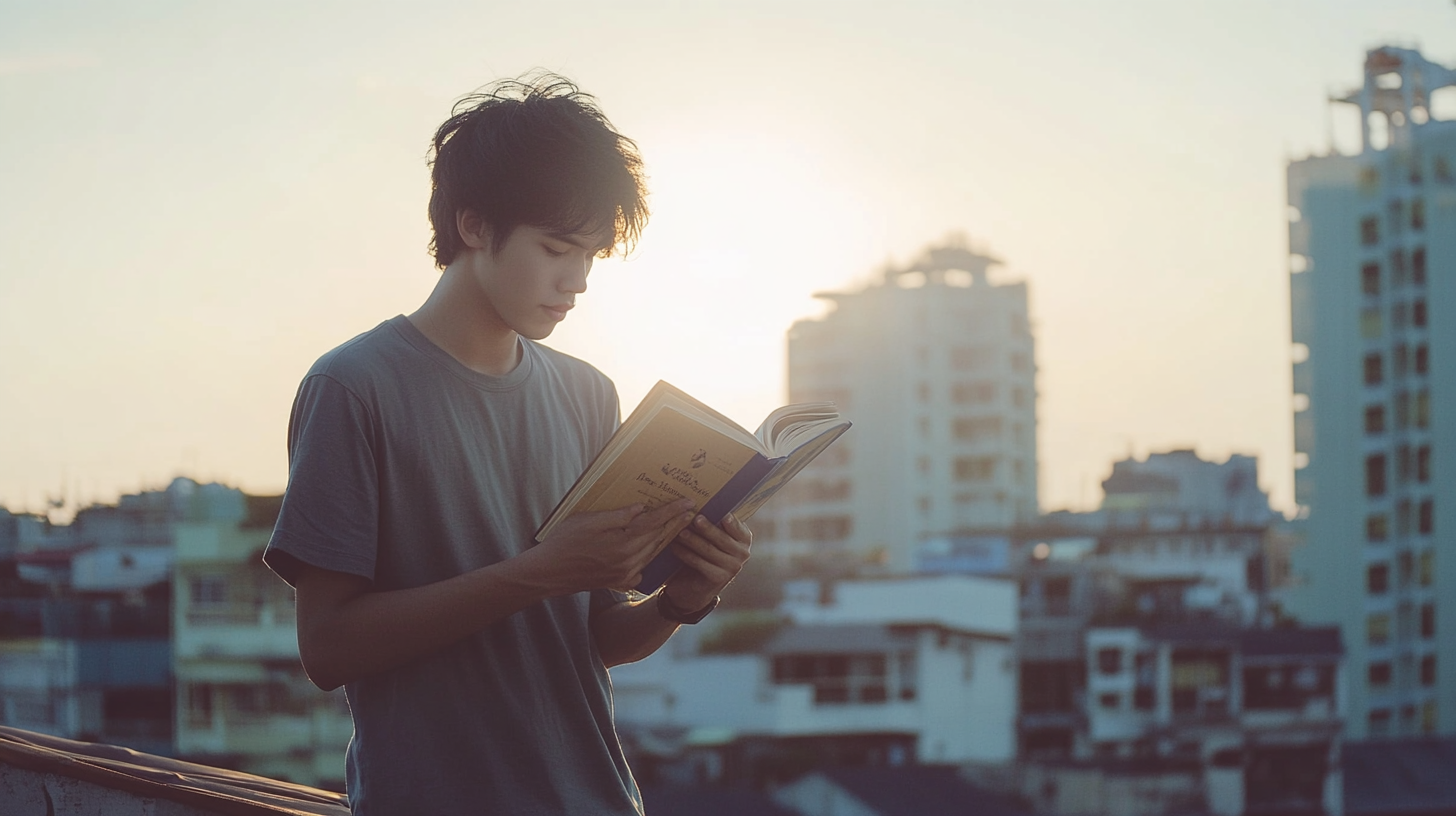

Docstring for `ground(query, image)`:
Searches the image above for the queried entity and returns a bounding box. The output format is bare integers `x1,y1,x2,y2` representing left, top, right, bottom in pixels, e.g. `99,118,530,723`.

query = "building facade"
610,574,1019,771
1283,46,1456,740
760,239,1039,573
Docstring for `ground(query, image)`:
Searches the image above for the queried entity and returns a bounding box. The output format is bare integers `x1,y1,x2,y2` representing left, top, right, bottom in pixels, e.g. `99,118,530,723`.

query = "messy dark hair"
427,72,648,268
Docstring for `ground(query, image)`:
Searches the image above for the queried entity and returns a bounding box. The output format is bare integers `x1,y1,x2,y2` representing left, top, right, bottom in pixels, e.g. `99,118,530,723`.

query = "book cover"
535,381,850,592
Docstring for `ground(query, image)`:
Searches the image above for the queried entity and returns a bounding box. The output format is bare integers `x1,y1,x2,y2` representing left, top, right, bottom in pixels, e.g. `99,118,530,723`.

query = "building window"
1398,445,1413,485
1393,302,1409,332
952,417,1001,442
1421,603,1436,639
1396,391,1411,430
1368,563,1390,595
1419,499,1434,535
1394,344,1409,379
1362,262,1381,295
1011,387,1028,408
917,496,931,514
1391,249,1408,285
1366,454,1387,497
1415,344,1429,376
950,346,990,371
1398,500,1413,536
789,516,853,542
190,576,228,605
1361,308,1383,339
1366,405,1386,435
951,381,996,404
185,684,213,727
1361,166,1381,191
1437,156,1454,183
1096,647,1123,675
1412,247,1426,286
1417,446,1431,483
1010,352,1030,372
1420,550,1434,586
954,457,997,482
1361,216,1380,245
1370,708,1393,737
783,479,851,503
772,653,893,706
1369,662,1393,687
1367,514,1389,542
1399,551,1414,589
1415,390,1430,429
1412,198,1426,231
917,382,931,403
1413,299,1427,328
1369,613,1391,646
1422,655,1437,687
1098,692,1121,710
1364,353,1384,386
1424,701,1438,735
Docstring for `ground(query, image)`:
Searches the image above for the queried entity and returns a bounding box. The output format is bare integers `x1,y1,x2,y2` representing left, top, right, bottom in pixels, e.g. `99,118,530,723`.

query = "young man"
263,76,751,815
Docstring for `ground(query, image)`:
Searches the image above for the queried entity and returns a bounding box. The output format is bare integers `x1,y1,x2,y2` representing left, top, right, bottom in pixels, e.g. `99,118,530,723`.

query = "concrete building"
1283,46,1456,740
610,574,1019,774
171,495,350,789
759,238,1039,573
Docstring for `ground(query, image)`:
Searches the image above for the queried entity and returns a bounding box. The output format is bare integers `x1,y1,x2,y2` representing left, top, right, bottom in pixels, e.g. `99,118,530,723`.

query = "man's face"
470,223,610,341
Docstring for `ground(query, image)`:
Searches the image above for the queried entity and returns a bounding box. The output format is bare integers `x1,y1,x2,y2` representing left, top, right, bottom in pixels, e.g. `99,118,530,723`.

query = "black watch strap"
656,590,719,624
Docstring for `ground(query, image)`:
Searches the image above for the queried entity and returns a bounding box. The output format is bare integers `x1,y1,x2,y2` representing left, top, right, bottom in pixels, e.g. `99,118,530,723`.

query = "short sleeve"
264,373,380,586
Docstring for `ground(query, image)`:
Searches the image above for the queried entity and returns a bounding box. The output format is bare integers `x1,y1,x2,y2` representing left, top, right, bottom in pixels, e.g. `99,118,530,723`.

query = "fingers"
630,498,696,531
674,515,750,574
721,513,753,547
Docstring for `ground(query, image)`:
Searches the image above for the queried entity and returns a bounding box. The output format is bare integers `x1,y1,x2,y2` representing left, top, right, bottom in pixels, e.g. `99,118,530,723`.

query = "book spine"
634,453,776,593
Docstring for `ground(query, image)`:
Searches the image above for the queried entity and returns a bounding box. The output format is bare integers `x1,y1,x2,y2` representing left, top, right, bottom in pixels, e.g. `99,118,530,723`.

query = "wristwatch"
656,590,719,624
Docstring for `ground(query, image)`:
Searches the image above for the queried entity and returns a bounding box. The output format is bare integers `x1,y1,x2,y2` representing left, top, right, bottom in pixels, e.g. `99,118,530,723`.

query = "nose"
562,256,591,294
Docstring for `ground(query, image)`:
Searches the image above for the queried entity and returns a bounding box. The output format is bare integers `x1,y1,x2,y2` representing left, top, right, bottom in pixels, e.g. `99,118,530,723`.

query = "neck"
408,265,520,376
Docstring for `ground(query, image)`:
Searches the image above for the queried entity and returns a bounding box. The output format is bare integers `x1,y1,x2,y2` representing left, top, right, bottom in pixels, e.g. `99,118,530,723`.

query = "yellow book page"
575,406,760,515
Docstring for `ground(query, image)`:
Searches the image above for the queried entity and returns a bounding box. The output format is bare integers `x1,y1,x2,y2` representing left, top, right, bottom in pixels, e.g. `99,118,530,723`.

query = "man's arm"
292,500,696,691
592,512,752,667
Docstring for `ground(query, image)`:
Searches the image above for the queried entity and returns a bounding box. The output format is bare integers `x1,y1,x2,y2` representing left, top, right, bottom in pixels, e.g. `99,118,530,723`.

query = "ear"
456,209,492,250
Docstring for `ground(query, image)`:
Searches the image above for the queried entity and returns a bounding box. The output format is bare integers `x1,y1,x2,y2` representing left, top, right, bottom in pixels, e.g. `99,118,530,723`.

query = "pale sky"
2,1,1454,518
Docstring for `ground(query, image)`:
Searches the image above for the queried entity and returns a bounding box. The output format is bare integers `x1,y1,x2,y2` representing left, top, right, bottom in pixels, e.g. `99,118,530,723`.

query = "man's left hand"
660,512,752,613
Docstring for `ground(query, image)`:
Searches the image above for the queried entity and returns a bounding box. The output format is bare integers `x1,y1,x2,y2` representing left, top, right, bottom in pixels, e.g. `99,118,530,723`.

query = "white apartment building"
1283,46,1456,740
760,240,1039,573
610,574,1019,766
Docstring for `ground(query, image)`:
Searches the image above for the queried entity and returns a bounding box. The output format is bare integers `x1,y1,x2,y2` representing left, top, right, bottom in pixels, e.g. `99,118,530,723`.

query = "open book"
536,380,851,592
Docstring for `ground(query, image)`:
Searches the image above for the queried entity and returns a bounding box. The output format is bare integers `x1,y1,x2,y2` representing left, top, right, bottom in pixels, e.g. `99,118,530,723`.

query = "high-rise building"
1283,46,1456,740
759,239,1038,573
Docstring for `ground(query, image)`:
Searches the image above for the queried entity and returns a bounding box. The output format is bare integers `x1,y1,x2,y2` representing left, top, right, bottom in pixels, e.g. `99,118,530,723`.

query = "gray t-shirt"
264,315,640,816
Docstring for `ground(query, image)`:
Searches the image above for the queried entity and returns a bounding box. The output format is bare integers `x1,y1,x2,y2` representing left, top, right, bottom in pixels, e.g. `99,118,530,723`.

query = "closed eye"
543,244,568,257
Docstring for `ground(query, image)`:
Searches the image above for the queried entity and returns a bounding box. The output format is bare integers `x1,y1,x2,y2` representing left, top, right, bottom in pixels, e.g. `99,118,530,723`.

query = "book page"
564,407,761,521
732,422,850,520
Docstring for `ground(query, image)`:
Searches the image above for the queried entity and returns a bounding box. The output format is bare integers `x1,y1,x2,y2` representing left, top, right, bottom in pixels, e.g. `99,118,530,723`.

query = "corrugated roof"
763,624,912,654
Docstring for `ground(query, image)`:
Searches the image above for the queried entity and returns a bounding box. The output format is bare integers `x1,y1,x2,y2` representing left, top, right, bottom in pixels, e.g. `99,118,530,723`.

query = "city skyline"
3,1,1455,517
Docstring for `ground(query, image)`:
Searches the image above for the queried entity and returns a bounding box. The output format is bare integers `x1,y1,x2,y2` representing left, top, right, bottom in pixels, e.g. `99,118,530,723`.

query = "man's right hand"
533,499,697,593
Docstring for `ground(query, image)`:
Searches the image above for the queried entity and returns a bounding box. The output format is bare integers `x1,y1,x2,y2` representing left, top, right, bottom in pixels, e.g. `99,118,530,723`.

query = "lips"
543,303,574,321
